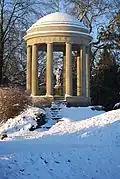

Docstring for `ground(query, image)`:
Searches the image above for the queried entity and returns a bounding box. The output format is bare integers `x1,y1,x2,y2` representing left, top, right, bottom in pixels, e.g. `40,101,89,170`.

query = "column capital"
47,42,53,45
32,44,38,48
66,41,72,45
27,45,32,51
47,43,53,50
27,45,31,48
66,42,72,47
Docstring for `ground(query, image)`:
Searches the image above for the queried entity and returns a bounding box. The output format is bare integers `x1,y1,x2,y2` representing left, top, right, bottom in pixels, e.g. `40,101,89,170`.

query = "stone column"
77,49,82,96
32,44,38,96
86,47,90,97
26,46,32,93
63,51,66,95
46,43,53,96
65,42,72,96
80,45,86,96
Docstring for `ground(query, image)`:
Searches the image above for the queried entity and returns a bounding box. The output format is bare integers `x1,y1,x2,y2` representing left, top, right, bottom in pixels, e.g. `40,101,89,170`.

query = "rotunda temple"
24,12,92,105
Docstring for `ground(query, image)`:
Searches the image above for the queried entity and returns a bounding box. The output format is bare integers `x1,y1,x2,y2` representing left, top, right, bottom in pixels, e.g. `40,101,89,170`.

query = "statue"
55,68,62,87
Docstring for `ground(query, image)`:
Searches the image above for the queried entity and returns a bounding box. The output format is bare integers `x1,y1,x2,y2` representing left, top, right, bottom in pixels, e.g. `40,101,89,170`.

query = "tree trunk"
0,0,4,85
0,42,4,85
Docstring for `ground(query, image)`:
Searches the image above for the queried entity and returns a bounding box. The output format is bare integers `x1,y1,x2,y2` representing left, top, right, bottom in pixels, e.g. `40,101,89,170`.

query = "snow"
113,102,120,109
26,12,91,38
0,107,45,134
0,105,120,179
30,12,86,28
0,105,103,140
59,106,103,121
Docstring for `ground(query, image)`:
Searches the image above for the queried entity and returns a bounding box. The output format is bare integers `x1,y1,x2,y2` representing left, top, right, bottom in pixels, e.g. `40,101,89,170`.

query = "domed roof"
30,12,87,29
25,12,92,42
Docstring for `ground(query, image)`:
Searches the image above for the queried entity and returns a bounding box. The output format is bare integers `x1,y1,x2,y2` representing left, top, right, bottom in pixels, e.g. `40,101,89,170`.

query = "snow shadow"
0,121,120,179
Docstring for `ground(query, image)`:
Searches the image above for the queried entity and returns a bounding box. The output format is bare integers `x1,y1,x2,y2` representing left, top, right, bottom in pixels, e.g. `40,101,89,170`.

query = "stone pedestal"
54,85,62,96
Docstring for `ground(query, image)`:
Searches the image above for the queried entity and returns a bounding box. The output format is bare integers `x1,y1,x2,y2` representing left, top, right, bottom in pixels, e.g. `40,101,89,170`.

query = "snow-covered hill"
0,106,120,179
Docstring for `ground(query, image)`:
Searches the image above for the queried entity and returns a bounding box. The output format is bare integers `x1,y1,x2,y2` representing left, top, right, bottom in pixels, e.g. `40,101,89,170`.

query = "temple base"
31,95,53,108
65,96,91,107
31,95,91,107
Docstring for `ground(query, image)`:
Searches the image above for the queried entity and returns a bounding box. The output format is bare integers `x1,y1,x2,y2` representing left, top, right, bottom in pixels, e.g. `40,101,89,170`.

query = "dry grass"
0,87,31,123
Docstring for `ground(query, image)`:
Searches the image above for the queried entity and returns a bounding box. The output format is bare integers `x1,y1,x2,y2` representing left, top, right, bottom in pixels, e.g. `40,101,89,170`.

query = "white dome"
30,12,87,29
25,12,92,41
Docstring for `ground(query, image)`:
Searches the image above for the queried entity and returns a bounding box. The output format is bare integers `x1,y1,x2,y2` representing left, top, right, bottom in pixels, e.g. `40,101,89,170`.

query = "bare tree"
65,0,119,67
0,0,68,85
0,0,48,85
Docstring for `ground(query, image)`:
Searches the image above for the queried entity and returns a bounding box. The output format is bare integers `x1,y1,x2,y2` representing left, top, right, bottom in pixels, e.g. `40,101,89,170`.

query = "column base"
30,94,91,107
65,94,72,98
45,94,54,98
31,95,53,108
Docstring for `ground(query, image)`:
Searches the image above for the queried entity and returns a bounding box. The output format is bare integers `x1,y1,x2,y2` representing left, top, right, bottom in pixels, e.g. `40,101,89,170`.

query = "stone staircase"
53,96,65,101
41,100,66,130
50,101,66,120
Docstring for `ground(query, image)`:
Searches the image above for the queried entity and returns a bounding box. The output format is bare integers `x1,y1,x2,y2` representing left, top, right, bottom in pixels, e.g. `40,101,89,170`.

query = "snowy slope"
0,107,120,179
0,105,104,140
0,107,45,135
0,146,119,179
